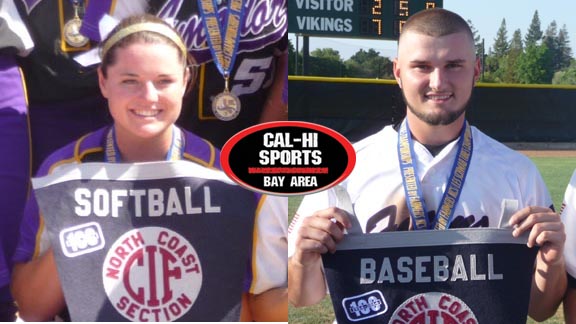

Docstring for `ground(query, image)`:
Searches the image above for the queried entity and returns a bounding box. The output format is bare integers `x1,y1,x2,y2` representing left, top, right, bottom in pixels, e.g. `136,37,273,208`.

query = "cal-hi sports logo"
102,227,202,322
390,292,478,324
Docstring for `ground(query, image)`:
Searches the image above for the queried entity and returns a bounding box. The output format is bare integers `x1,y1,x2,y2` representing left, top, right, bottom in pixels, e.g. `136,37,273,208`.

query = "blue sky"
289,0,576,60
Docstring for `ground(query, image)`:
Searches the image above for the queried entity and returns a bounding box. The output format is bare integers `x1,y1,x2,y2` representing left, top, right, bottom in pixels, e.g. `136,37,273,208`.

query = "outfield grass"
531,157,574,209
288,156,574,323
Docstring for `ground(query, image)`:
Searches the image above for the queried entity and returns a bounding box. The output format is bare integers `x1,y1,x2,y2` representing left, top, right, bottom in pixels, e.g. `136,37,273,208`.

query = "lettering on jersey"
389,292,478,324
73,186,221,217
59,222,106,257
359,254,503,284
341,290,388,322
366,204,490,233
159,0,287,62
103,227,202,322
221,121,355,195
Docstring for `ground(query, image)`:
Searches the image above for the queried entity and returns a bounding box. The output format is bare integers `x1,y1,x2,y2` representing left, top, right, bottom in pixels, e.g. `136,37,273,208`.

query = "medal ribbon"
198,0,245,81
397,119,473,230
105,126,184,163
68,0,83,20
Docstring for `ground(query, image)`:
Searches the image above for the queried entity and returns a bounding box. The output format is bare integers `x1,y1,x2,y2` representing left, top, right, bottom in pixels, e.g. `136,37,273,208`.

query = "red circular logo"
390,292,478,324
102,227,202,321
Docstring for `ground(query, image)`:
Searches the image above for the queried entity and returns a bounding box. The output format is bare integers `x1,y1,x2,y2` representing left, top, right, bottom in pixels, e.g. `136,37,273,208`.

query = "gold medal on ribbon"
63,1,88,48
199,0,244,121
397,119,473,230
212,76,241,121
213,90,241,121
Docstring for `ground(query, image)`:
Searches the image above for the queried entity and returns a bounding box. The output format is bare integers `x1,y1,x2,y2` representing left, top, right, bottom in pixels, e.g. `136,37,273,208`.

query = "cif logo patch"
342,290,388,321
59,222,105,257
390,292,478,324
102,227,202,322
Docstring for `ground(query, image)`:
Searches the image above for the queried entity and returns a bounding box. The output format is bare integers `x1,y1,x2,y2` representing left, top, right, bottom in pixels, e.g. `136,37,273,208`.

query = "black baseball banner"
32,161,257,322
322,229,538,324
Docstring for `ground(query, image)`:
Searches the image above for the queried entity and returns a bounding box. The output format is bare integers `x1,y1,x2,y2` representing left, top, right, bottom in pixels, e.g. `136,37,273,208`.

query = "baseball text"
360,254,503,284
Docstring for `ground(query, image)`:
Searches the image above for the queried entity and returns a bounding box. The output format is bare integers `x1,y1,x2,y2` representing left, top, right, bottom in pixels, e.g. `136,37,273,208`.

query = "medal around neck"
199,0,245,121
64,17,89,48
212,90,241,121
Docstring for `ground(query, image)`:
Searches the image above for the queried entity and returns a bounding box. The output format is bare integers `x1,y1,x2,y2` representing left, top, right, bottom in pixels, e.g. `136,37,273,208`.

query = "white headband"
100,21,188,59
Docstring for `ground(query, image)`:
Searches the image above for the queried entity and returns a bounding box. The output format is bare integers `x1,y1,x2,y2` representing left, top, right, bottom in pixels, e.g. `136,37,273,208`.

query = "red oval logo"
221,121,356,195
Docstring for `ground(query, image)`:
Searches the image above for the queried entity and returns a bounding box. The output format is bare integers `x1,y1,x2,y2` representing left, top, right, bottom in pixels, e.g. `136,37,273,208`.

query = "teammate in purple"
288,8,566,322
0,2,34,320
11,14,287,321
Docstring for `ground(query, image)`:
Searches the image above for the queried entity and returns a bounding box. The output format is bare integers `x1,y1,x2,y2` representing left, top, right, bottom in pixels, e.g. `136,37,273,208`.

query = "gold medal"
199,0,245,121
212,75,241,121
212,90,241,121
63,1,88,48
64,18,89,47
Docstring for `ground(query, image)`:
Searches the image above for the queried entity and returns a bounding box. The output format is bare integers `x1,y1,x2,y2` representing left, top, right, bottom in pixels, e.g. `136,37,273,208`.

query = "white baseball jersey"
561,170,576,283
288,123,552,257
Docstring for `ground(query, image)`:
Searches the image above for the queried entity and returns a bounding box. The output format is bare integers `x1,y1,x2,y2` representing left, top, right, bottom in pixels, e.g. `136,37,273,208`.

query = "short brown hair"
400,8,473,42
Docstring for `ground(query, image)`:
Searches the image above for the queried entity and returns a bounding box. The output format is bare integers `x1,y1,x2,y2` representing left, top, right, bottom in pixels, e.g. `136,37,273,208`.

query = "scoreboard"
288,0,443,40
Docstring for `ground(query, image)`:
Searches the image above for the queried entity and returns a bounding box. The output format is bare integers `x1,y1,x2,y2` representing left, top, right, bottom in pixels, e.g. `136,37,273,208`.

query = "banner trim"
336,228,528,250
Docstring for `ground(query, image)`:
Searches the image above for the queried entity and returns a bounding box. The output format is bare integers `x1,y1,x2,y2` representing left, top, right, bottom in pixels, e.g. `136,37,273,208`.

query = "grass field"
288,155,575,323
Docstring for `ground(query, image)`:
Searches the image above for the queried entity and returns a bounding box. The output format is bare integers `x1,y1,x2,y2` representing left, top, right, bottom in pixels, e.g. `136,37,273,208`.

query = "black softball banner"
221,121,356,195
322,229,538,324
31,161,257,322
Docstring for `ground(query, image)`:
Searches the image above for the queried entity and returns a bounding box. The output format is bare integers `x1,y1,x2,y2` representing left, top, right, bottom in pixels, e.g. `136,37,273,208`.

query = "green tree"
467,19,483,58
515,44,553,84
348,48,381,65
525,10,543,47
543,21,562,72
495,29,524,83
345,49,392,79
482,48,499,80
510,29,523,53
288,38,300,75
311,48,342,61
492,19,509,58
552,59,576,84
557,24,572,70
309,48,344,77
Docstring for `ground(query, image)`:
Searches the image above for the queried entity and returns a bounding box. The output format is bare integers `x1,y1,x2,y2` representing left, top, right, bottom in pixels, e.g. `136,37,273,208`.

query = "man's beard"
402,89,473,126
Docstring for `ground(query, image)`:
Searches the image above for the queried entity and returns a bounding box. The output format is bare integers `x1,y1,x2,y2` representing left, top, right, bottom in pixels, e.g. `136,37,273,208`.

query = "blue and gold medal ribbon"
105,126,184,163
434,122,472,230
198,0,244,81
105,127,120,163
398,120,429,230
166,126,184,161
397,119,473,230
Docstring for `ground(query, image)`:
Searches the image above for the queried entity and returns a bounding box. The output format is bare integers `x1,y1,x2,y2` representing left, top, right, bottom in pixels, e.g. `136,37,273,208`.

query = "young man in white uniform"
560,173,576,321
287,8,566,322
